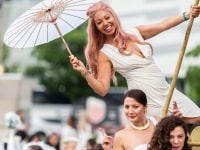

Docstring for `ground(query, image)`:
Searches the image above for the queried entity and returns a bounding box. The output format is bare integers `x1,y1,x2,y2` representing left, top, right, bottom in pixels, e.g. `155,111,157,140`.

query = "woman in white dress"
70,1,200,123
100,89,160,150
97,90,182,150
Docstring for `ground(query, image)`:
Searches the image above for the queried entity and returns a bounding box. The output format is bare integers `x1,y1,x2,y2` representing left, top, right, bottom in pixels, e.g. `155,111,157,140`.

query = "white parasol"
4,0,99,55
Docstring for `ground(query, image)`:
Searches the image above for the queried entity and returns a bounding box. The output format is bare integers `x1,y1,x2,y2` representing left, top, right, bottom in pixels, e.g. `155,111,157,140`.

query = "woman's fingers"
99,128,113,144
172,101,183,118
173,101,178,110
98,128,113,150
99,128,107,137
69,55,78,64
69,55,82,70
190,5,200,17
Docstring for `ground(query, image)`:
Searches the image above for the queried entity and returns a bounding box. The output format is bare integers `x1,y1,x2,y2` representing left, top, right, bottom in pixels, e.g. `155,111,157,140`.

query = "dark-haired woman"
148,116,191,150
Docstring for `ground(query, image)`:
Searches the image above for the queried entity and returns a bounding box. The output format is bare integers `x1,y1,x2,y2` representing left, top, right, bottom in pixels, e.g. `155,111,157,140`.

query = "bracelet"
82,69,90,77
182,12,189,21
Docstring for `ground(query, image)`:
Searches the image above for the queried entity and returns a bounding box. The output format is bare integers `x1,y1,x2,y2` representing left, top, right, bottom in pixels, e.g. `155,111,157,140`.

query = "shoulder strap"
149,116,158,126
126,27,144,41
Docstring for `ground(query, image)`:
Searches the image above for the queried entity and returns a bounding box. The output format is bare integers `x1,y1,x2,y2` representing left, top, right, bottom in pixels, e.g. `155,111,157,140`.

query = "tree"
24,23,92,102
24,23,127,102
2,44,20,73
185,45,200,106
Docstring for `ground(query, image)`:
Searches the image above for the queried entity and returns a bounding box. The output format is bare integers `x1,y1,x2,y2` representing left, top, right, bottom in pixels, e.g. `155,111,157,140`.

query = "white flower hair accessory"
5,112,20,129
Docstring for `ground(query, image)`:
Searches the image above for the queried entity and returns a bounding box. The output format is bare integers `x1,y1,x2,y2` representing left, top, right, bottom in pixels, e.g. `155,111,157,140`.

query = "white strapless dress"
101,28,200,117
132,116,157,150
134,144,148,150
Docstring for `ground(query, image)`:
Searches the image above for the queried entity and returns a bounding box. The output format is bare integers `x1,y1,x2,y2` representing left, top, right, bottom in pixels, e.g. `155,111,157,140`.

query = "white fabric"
101,27,200,117
60,125,77,142
134,144,148,150
23,141,56,150
130,117,157,150
149,116,158,126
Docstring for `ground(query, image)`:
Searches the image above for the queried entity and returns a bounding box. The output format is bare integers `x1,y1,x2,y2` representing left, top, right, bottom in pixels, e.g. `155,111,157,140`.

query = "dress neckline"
103,43,147,59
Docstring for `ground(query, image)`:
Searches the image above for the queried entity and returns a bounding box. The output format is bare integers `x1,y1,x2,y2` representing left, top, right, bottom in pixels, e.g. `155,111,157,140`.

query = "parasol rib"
162,0,200,117
4,0,99,49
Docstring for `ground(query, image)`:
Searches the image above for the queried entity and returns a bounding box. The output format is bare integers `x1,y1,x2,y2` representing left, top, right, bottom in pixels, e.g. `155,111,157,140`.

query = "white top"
101,28,200,117
134,144,148,150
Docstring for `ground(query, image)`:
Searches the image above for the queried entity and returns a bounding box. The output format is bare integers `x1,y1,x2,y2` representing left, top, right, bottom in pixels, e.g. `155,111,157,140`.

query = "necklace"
130,119,150,130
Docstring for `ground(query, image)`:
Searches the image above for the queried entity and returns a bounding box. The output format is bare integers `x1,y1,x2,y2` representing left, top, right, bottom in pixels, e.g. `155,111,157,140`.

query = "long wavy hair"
85,1,152,80
148,116,191,150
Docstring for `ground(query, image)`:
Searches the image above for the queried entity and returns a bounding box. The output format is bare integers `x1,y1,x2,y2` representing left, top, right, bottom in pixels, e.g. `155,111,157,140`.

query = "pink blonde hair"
85,1,152,79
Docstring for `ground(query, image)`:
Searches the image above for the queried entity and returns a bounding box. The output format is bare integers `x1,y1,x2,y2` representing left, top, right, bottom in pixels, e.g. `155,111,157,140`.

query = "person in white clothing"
98,89,182,150
100,89,159,150
60,115,77,148
70,1,200,124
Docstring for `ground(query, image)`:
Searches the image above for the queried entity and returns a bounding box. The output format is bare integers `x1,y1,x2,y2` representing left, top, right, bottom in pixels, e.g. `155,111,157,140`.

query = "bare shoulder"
114,128,125,136
114,127,131,139
98,51,112,65
114,128,125,137
99,51,110,59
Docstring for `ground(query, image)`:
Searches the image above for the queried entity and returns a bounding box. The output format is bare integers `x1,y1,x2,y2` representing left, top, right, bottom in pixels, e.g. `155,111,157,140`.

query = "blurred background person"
15,130,28,150
62,137,78,150
93,143,104,150
76,111,93,150
15,109,29,132
61,115,77,144
46,132,60,150
85,138,97,150
26,145,43,150
24,131,55,150
27,131,46,143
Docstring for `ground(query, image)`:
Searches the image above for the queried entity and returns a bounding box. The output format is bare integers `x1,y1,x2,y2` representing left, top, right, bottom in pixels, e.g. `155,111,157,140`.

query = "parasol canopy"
4,0,100,55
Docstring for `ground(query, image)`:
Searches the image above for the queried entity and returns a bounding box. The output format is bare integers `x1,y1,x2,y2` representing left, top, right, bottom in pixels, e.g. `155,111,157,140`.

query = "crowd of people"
1,89,197,150
1,109,105,150
2,88,196,150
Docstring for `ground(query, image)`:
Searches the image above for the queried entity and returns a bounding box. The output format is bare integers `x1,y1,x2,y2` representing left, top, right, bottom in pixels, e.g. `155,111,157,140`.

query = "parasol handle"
162,0,200,117
53,22,73,56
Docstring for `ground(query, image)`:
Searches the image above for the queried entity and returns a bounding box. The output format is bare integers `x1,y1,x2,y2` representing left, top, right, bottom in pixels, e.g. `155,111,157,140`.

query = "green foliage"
185,66,200,106
186,45,200,57
2,44,20,73
4,63,20,73
24,23,127,102
114,72,127,87
185,45,200,106
3,45,10,61
24,23,94,102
